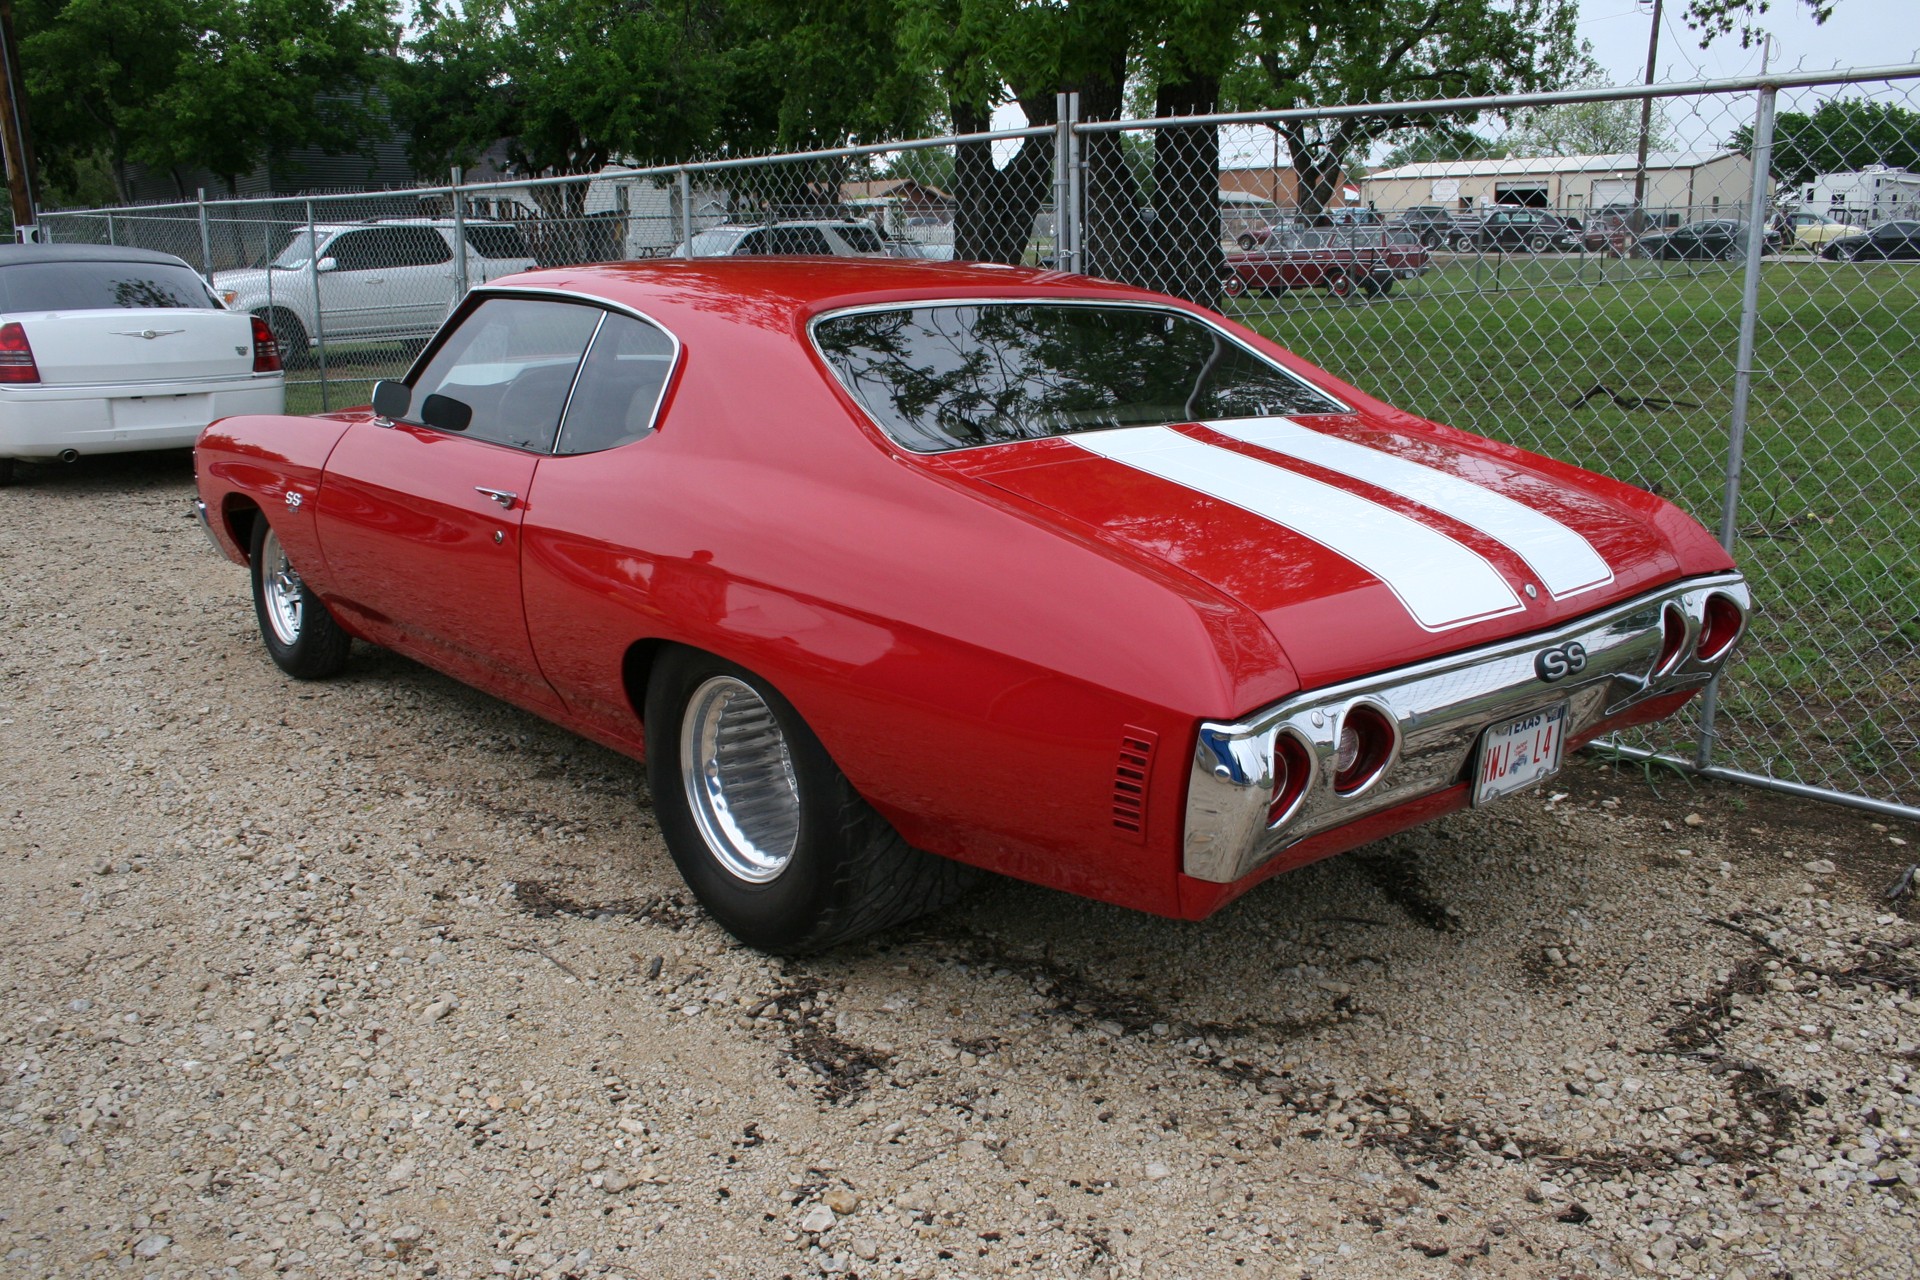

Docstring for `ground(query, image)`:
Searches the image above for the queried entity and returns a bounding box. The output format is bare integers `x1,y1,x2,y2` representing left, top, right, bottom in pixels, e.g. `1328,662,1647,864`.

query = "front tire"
1525,232,1551,253
645,649,976,953
250,517,351,679
0,458,14,487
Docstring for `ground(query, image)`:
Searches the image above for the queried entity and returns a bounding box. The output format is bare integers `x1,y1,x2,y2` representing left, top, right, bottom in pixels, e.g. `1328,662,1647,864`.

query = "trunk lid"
943,415,1690,690
17,309,260,384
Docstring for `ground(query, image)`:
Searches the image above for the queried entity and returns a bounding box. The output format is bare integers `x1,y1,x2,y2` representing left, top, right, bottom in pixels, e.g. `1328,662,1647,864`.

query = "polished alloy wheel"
680,675,802,883
260,526,305,645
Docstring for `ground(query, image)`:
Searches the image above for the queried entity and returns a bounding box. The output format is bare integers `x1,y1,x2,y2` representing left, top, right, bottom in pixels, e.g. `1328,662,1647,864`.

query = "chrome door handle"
475,487,518,510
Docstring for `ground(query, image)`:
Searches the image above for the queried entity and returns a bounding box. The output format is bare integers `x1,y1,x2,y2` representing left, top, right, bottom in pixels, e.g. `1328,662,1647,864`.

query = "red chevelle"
194,259,1747,952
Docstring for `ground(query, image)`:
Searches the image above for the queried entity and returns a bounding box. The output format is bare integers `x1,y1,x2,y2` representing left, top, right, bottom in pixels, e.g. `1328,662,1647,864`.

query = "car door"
312,229,390,336
1870,221,1920,259
312,295,604,710
376,226,459,331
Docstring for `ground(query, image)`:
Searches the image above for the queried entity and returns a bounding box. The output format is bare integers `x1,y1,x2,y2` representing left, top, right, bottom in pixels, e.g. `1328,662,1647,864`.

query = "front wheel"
250,517,351,679
644,649,976,953
1325,271,1358,300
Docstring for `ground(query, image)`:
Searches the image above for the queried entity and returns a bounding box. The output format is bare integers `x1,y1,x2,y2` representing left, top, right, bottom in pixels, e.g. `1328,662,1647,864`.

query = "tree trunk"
1285,122,1344,219
1075,53,1144,286
1146,72,1221,306
950,97,1056,266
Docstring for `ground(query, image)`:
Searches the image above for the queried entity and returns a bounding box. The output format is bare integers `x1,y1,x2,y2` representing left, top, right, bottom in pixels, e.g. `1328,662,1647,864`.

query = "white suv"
213,219,536,359
675,220,895,258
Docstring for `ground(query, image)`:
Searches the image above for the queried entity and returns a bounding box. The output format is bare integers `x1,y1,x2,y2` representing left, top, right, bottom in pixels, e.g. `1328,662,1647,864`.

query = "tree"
20,0,396,200
1509,94,1673,158
1376,125,1507,169
1730,97,1920,184
1683,0,1836,49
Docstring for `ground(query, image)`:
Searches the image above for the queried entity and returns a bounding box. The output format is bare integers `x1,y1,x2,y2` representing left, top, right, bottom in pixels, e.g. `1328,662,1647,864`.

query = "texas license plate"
1473,703,1567,806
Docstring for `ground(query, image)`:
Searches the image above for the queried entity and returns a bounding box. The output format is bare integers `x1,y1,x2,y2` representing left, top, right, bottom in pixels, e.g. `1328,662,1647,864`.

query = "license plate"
1473,703,1567,806
113,393,207,429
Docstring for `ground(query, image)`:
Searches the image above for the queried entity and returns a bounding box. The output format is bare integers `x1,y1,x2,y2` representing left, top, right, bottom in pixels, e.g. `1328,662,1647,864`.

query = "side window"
465,225,532,259
324,230,384,272
555,313,678,455
389,227,454,267
836,225,887,253
407,298,603,452
735,230,772,255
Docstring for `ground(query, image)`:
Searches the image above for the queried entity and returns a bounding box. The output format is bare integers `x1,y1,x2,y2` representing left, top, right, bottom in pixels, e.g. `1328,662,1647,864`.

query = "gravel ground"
2,452,1918,1280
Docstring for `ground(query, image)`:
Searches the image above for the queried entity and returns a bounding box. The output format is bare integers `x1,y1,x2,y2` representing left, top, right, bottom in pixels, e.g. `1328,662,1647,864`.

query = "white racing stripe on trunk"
1210,418,1614,600
1070,426,1522,632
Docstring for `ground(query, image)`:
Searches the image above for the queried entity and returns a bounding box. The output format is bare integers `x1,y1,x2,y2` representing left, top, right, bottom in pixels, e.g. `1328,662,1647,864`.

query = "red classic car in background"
1222,227,1432,299
194,259,1747,953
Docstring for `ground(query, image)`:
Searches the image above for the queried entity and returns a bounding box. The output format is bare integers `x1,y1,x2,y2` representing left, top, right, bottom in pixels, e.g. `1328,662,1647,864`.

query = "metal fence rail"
40,65,1920,821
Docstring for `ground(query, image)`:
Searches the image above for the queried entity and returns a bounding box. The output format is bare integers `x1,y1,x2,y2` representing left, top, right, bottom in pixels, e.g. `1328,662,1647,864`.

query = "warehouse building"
1361,150,1761,223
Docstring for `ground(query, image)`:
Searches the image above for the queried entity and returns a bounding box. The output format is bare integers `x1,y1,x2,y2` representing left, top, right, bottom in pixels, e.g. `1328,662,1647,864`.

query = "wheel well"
221,496,262,562
620,637,676,725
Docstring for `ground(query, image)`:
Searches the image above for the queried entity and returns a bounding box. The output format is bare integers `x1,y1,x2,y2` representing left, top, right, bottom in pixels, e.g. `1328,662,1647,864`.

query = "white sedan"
0,244,285,485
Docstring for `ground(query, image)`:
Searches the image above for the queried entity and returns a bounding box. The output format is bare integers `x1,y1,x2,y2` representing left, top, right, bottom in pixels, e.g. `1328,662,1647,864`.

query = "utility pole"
1631,0,1664,233
0,0,38,240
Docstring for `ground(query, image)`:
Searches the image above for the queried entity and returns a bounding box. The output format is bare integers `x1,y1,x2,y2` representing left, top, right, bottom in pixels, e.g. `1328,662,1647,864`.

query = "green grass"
1225,256,1920,802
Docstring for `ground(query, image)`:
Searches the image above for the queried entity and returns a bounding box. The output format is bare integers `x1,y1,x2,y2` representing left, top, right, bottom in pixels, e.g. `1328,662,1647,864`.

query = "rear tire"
1325,271,1358,300
1525,232,1551,253
250,517,351,679
0,458,14,487
1221,273,1248,298
645,648,977,953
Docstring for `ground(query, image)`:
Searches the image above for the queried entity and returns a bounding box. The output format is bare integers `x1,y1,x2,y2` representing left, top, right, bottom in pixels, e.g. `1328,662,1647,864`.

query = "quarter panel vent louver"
1112,727,1158,840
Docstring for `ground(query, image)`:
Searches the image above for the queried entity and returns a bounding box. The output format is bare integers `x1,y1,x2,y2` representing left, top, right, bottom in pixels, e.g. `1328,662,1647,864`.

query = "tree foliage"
1731,97,1920,184
1510,94,1674,158
20,0,396,199
1682,0,1836,49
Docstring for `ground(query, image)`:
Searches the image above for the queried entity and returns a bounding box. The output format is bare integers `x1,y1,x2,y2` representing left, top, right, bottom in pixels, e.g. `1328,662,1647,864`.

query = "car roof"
484,258,1168,334
0,243,196,269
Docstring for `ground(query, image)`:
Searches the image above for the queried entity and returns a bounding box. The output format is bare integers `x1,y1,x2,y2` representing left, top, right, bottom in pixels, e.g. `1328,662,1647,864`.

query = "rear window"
465,224,532,259
0,260,217,312
813,302,1346,455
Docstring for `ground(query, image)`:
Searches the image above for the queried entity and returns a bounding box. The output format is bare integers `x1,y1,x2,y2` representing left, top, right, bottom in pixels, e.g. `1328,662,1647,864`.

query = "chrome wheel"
260,526,305,646
679,675,801,883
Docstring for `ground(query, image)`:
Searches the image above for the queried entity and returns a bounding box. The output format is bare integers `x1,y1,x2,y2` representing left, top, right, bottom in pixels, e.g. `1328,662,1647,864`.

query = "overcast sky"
1577,0,1918,83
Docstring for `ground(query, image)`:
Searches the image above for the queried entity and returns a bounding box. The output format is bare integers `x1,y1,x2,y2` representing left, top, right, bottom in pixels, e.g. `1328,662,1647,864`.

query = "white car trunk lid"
16,309,257,385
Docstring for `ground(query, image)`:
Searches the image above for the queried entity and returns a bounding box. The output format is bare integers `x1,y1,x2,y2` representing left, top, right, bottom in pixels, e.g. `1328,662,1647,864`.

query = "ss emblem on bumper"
1534,641,1588,682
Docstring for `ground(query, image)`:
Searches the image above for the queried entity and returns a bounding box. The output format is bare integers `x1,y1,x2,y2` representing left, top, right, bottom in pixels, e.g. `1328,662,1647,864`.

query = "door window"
326,227,452,271
407,297,603,452
768,227,833,254
555,313,678,454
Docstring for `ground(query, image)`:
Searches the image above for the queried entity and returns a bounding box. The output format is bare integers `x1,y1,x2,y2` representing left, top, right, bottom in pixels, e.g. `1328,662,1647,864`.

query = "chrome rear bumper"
1184,573,1750,883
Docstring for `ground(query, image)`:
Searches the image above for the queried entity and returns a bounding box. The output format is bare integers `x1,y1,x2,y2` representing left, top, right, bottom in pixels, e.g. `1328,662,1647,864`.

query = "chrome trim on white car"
1183,573,1751,883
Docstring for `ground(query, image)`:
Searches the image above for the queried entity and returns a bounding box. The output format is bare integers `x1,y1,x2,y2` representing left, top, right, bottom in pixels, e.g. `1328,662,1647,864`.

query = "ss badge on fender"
1534,641,1588,682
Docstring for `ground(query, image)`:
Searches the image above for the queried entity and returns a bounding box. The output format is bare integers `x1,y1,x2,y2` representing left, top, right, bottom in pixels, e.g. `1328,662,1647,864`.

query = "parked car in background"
1580,205,1642,254
214,219,536,361
1819,219,1920,261
0,245,283,485
672,220,893,259
1784,211,1857,251
1448,207,1582,253
194,258,1747,953
1223,226,1431,299
1387,206,1457,247
1637,219,1774,261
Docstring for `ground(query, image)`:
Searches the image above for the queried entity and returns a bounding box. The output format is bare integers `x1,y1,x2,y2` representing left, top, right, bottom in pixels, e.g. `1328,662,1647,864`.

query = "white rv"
583,166,733,258
1795,165,1920,227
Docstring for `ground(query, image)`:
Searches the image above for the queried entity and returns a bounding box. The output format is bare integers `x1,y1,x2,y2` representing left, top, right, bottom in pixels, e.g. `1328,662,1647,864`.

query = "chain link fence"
40,66,1919,819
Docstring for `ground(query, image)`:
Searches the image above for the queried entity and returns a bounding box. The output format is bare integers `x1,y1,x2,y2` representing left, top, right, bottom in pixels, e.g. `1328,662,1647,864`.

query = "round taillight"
1267,732,1313,826
1655,602,1689,674
1333,704,1396,795
1696,592,1745,661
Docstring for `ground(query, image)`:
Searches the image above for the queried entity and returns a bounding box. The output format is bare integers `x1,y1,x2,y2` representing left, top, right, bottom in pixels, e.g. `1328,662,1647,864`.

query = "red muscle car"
1222,228,1432,299
193,259,1747,953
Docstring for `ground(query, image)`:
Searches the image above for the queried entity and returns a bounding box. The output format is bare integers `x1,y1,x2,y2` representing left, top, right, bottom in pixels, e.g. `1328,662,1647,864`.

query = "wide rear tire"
645,648,977,953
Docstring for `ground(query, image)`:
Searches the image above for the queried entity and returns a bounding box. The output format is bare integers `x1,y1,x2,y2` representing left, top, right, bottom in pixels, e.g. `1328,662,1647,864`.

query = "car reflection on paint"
193,259,1748,955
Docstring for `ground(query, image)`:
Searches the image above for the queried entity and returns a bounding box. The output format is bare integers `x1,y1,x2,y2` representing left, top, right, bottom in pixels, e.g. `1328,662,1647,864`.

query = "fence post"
1054,94,1071,269
450,166,469,300
306,200,331,412
1694,81,1777,770
679,169,692,255
105,212,114,246
197,188,213,281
